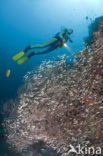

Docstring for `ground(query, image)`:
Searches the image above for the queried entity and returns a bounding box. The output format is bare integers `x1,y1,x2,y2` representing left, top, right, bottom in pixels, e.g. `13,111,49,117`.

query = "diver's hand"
68,37,73,43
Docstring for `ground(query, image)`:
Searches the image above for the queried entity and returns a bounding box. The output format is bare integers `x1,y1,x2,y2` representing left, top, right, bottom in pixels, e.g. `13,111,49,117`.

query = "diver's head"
61,27,73,35
67,29,73,35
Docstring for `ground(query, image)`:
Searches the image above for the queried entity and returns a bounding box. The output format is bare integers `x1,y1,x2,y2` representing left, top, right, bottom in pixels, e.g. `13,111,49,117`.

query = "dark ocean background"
0,0,103,155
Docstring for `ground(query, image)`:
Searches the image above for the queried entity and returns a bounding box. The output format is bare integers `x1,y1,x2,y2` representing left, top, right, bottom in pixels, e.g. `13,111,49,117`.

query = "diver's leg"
23,46,31,52
33,45,58,55
28,52,35,58
12,38,58,61
31,38,58,49
24,40,59,59
16,42,59,65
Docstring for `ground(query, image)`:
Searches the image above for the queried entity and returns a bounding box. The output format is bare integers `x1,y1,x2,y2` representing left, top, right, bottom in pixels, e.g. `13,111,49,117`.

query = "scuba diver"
12,28,73,64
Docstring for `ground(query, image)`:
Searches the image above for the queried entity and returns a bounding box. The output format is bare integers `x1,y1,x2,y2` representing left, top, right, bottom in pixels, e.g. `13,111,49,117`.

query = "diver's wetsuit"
27,29,72,58
28,38,61,57
12,28,73,64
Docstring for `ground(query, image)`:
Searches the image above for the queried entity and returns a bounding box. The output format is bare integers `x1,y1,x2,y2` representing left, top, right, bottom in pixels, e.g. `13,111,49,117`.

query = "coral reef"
2,16,103,156
84,16,103,45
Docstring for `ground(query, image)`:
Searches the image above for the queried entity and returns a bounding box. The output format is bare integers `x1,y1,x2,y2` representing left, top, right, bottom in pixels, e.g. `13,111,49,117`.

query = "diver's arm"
68,37,73,43
59,31,65,39
59,31,66,43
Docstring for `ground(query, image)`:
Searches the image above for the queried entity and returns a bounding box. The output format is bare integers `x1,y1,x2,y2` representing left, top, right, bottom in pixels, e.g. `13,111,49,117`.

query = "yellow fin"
12,51,25,61
17,56,29,65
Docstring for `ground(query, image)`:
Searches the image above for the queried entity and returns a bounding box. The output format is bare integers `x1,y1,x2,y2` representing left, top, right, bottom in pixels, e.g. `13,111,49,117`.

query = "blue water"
0,0,103,155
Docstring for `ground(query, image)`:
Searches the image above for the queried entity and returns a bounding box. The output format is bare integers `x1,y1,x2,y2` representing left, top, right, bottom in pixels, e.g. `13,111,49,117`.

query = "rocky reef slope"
2,17,103,156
